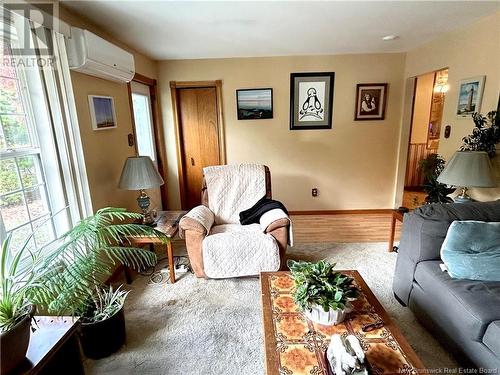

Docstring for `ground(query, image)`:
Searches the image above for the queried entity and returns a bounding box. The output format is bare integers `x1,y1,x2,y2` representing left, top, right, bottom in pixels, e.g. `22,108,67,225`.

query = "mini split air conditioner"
65,27,135,83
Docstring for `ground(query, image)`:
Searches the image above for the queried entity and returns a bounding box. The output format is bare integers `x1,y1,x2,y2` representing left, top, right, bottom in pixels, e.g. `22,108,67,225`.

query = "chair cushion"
414,261,500,340
203,164,266,224
441,221,500,281
483,321,500,357
202,224,279,278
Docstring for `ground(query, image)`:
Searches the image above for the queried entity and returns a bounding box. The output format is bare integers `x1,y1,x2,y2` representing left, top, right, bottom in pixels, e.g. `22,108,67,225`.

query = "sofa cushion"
483,321,500,357
414,261,500,340
441,221,500,281
202,224,279,278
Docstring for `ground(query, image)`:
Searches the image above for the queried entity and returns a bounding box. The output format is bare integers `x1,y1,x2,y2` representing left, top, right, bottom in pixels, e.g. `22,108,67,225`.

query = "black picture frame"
236,88,273,120
289,72,335,130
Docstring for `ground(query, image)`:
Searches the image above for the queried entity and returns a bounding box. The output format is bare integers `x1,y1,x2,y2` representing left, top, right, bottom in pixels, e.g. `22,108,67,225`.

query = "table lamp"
118,156,164,224
437,151,497,203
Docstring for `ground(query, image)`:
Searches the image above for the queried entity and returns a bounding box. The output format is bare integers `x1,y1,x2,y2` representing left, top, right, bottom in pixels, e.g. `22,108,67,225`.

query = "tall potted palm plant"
39,207,167,358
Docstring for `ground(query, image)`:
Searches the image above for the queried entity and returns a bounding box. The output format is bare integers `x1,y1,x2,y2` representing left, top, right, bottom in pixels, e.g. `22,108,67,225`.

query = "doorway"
170,80,225,209
403,68,448,208
128,73,168,208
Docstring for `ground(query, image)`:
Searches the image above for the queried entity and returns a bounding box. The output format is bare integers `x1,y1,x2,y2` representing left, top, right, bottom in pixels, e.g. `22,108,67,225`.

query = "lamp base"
453,187,475,204
137,190,155,225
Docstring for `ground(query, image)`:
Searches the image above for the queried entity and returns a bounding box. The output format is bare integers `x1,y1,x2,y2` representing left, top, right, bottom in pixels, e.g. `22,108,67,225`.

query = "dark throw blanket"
239,196,288,225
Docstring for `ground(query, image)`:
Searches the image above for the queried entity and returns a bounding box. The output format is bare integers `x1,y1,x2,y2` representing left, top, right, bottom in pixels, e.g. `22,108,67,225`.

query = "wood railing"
405,143,437,188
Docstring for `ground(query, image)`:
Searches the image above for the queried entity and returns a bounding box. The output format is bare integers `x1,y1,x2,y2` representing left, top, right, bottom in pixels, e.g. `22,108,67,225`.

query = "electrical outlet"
312,188,318,197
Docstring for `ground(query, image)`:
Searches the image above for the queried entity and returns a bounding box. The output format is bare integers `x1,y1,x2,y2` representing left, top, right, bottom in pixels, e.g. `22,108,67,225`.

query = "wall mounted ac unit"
65,27,135,83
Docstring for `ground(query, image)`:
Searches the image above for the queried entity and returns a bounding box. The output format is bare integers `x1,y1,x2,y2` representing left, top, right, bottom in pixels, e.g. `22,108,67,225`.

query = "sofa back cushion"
441,221,500,281
414,200,500,261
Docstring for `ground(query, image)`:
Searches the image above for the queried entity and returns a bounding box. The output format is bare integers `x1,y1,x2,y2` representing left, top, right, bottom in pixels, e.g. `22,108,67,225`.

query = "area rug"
85,242,458,374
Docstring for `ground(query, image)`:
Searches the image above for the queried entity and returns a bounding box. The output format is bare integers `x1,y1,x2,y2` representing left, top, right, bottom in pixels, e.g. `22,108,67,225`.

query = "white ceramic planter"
304,302,353,325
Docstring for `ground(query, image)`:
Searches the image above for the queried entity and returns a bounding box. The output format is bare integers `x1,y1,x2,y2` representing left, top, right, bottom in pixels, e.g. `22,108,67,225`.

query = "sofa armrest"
393,212,445,305
179,205,215,237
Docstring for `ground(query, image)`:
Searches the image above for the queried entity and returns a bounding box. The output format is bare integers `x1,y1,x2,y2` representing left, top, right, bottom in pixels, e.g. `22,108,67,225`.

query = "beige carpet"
85,242,459,374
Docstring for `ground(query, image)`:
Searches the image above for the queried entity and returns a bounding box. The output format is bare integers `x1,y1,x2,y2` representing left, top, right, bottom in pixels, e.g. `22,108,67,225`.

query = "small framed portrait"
290,72,335,130
456,76,486,117
88,95,117,130
354,83,388,121
236,88,273,120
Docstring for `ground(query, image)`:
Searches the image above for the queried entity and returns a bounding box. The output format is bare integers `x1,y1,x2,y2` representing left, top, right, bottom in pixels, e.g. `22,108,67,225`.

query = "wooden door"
176,87,221,208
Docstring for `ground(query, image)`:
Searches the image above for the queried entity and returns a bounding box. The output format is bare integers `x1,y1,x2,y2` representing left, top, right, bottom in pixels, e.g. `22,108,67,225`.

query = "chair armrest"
179,205,215,236
259,209,290,232
264,218,290,233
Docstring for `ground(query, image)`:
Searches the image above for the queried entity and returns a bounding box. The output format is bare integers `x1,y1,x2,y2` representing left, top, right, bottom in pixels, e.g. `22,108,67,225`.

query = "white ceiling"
61,1,499,60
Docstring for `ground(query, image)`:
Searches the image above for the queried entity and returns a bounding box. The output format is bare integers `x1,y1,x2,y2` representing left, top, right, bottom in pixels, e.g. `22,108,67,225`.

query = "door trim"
128,73,169,208
170,80,226,209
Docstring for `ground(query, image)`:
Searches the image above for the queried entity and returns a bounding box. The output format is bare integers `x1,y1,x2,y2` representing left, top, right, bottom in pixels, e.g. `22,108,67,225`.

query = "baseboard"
289,209,394,215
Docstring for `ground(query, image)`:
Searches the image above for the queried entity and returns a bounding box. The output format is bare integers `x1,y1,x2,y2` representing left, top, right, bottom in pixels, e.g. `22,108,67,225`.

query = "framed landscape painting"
88,95,117,130
236,88,273,120
290,72,335,130
456,76,485,117
354,83,388,121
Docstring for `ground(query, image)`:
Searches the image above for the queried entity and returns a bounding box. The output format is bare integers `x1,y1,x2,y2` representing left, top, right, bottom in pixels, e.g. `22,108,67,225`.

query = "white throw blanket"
204,164,266,225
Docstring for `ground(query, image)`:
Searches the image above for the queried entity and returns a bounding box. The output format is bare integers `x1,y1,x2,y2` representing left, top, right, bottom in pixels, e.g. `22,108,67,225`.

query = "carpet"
85,242,458,374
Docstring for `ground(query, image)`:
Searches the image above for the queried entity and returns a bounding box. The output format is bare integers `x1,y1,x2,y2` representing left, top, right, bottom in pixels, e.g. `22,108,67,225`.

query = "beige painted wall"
158,53,406,211
59,6,161,213
410,72,434,144
402,11,500,201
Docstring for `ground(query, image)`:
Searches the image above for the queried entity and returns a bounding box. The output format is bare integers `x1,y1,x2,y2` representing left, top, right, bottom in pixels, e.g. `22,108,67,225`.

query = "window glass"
0,44,54,252
132,91,156,161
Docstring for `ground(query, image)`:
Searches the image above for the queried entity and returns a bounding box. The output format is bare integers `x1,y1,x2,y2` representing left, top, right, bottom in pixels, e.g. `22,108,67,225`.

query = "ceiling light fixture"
382,35,399,41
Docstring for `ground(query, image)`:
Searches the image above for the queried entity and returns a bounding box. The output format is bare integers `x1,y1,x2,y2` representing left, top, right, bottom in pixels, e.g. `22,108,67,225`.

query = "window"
0,12,92,252
130,81,156,162
0,44,55,251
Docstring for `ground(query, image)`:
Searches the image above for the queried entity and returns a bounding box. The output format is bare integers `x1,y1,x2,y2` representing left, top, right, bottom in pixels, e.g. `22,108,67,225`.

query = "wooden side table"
129,210,187,284
11,317,83,375
388,210,405,252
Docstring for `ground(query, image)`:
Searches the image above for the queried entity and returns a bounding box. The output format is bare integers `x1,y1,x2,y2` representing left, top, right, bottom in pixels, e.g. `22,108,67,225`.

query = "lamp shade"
437,151,496,188
118,156,164,190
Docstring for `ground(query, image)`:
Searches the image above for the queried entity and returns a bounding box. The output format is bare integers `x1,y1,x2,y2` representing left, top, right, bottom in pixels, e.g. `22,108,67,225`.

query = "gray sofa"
393,201,500,370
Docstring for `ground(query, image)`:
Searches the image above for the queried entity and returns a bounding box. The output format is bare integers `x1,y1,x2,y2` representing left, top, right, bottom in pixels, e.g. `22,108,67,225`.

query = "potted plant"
0,227,52,373
39,207,166,359
78,285,129,359
288,260,359,325
418,153,454,204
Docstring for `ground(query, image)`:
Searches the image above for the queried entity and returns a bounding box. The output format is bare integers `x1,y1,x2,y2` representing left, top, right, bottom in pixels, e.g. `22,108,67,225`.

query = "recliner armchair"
179,164,291,279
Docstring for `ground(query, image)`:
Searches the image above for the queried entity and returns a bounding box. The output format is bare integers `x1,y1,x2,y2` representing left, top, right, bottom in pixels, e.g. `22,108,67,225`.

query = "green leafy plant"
287,260,358,313
418,153,454,204
461,111,499,158
39,207,166,320
0,225,51,332
82,285,129,323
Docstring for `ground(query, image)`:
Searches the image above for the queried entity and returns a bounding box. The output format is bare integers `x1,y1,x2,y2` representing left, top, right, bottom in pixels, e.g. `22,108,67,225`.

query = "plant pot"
0,306,35,374
79,306,126,359
304,302,353,326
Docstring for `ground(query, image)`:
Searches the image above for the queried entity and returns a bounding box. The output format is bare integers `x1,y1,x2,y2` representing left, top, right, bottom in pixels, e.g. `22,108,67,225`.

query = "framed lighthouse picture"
456,76,486,117
290,72,335,130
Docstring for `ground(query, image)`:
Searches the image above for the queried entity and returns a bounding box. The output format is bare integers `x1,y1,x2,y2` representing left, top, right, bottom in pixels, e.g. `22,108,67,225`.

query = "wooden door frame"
170,80,226,209
127,73,169,207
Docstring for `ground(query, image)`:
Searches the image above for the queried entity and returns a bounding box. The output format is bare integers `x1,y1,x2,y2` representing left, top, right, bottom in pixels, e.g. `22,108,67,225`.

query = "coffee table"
260,271,425,375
